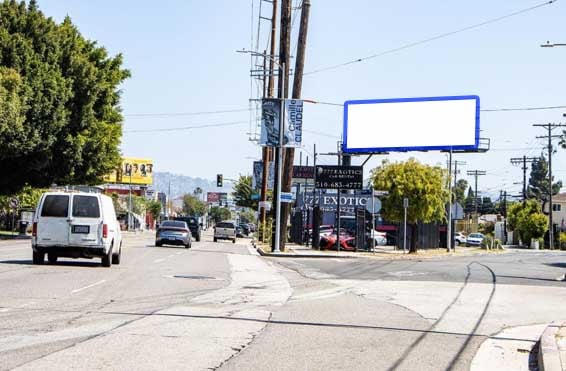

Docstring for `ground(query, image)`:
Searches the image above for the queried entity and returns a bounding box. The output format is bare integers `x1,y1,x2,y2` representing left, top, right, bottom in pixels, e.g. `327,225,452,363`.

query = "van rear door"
68,195,102,246
37,194,70,246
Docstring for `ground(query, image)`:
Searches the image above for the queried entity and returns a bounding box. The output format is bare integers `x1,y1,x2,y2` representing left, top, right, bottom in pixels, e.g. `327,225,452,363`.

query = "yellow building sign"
103,157,153,185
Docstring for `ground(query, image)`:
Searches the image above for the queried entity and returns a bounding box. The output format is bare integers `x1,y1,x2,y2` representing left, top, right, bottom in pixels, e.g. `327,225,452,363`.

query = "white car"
32,191,122,267
466,233,485,247
369,230,387,246
454,232,467,246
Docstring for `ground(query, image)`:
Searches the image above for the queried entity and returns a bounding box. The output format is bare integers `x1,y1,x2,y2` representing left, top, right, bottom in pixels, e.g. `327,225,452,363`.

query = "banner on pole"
259,98,303,147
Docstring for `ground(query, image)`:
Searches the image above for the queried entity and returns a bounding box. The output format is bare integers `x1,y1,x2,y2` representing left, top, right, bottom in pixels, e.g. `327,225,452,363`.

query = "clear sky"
37,0,566,198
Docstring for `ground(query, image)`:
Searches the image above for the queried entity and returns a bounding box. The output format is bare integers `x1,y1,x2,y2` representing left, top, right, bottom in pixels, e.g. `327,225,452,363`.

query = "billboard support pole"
128,172,133,231
447,149,453,252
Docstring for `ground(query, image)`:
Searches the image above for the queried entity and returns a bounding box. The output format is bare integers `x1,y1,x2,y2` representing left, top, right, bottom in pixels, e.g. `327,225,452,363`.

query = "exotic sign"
296,193,370,214
259,98,303,147
314,165,363,190
207,192,227,203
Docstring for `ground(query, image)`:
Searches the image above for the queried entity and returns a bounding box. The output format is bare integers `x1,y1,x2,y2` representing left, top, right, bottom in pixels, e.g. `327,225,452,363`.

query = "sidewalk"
539,321,566,371
254,240,507,260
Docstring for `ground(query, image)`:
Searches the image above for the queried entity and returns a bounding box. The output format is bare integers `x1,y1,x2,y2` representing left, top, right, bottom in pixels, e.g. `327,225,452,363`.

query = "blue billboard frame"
342,95,480,153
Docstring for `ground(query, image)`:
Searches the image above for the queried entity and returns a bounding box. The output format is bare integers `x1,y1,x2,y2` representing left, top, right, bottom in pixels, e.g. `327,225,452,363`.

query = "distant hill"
151,172,233,199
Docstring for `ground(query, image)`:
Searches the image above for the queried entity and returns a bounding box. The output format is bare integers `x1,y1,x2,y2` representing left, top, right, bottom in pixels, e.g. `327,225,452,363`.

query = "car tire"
32,251,44,265
47,254,58,264
213,237,217,242
196,234,201,242
102,246,112,268
185,243,190,249
156,241,162,247
455,240,460,246
232,239,236,244
112,247,121,265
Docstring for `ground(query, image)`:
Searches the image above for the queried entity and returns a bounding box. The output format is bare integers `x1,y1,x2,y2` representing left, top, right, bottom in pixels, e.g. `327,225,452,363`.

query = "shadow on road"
545,262,566,268
0,259,102,268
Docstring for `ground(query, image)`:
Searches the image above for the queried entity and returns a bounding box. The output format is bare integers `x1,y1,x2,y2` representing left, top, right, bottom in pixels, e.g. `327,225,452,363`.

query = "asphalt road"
0,231,288,371
1,234,565,371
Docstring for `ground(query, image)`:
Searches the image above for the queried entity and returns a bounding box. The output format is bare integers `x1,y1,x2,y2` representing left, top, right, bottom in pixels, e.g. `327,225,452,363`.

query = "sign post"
10,197,19,237
403,198,408,254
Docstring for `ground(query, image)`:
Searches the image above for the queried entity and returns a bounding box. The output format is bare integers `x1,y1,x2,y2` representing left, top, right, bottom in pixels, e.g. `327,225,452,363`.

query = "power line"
123,120,248,133
124,108,250,118
304,0,557,76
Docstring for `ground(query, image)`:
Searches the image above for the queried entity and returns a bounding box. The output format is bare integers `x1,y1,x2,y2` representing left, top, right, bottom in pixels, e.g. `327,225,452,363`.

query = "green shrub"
559,233,566,250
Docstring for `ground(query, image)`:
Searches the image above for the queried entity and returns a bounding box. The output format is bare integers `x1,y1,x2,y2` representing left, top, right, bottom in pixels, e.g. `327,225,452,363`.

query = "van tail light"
103,224,108,238
32,222,37,237
184,229,190,234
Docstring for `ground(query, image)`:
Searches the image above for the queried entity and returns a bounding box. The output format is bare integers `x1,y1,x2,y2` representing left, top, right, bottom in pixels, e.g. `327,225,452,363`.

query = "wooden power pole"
276,0,310,251
259,0,278,242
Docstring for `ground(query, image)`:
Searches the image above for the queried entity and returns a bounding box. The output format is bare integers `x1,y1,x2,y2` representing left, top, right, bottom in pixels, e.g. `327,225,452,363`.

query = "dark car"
239,223,250,236
156,220,192,248
174,216,202,242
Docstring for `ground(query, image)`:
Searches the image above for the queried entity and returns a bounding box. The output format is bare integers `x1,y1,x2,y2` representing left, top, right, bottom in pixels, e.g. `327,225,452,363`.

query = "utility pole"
271,0,291,251
277,0,310,251
534,122,566,250
259,0,278,243
466,170,486,227
510,155,539,204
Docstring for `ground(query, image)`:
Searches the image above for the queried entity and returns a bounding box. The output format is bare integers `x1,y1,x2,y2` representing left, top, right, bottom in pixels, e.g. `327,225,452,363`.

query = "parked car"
454,232,467,246
214,221,237,243
32,191,122,267
156,220,192,248
239,223,251,236
466,233,485,247
369,230,388,246
174,216,202,242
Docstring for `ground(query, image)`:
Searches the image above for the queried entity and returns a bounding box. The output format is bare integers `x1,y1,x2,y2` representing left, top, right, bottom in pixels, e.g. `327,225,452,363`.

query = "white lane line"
71,280,106,294
154,258,166,263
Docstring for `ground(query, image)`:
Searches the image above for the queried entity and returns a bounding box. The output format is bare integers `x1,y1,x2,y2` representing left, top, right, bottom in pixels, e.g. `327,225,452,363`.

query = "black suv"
174,216,202,242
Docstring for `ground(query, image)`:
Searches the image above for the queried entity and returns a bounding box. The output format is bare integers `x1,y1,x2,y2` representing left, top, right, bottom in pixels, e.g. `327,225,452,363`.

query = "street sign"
373,190,389,197
365,197,382,213
314,165,363,190
403,198,409,208
451,202,465,220
280,192,295,203
9,197,19,209
259,201,272,210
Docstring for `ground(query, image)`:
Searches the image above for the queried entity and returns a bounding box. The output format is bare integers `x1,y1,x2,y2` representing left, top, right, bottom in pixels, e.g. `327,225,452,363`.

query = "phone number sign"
315,165,363,190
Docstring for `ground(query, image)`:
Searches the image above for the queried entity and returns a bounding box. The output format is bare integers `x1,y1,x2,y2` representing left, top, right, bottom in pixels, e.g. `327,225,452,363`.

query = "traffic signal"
217,174,223,187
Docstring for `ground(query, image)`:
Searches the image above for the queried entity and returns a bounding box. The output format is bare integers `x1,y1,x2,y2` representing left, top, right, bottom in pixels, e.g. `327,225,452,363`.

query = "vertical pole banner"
260,98,303,147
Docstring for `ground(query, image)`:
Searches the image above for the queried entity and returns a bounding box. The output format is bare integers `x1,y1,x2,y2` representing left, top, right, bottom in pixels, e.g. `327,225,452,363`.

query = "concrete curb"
254,245,359,259
539,322,564,371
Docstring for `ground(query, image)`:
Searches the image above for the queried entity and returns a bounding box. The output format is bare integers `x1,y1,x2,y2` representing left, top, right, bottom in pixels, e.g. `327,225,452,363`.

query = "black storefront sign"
293,165,315,179
315,165,363,190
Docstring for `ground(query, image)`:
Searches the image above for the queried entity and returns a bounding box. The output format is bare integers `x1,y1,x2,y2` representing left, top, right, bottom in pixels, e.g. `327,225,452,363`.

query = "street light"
541,41,566,48
237,49,285,253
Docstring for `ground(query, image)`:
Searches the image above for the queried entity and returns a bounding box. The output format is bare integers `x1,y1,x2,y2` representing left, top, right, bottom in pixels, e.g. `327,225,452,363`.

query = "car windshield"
217,222,235,229
469,233,483,238
161,221,186,229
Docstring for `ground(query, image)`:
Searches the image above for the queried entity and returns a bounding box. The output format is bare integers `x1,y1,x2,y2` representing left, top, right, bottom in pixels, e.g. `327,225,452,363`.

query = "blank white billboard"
343,95,480,153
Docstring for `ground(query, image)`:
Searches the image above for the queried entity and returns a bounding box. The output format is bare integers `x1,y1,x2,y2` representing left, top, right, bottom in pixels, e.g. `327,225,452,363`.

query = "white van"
32,191,122,267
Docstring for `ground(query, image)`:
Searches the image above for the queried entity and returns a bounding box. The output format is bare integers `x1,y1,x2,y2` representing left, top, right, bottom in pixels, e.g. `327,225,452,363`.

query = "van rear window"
217,222,235,229
72,196,100,218
41,195,69,217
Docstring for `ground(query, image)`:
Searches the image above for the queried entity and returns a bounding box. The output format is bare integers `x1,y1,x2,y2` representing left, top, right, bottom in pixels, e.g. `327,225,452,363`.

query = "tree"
182,194,206,216
147,200,162,221
0,1,130,194
232,175,258,209
239,209,257,224
453,179,468,205
210,206,231,223
464,186,476,214
480,197,495,214
507,199,548,245
371,158,448,253
527,154,562,202
0,185,43,211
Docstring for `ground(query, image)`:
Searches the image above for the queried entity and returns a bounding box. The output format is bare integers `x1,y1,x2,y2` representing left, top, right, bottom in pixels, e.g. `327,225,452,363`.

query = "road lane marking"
71,280,106,294
154,258,166,263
